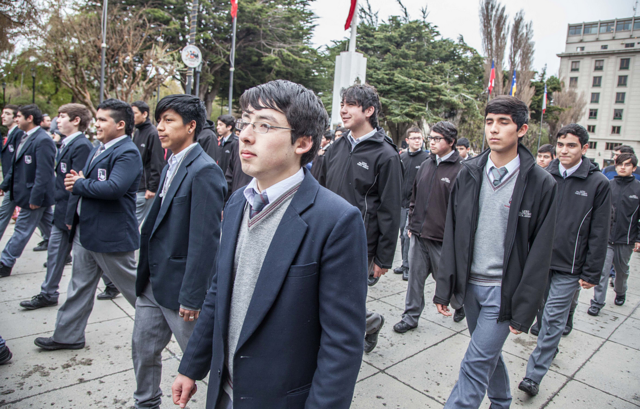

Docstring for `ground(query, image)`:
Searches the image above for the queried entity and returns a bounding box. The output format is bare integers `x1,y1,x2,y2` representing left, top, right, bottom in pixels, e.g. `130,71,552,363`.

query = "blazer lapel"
57,134,84,167
15,129,39,160
150,166,168,236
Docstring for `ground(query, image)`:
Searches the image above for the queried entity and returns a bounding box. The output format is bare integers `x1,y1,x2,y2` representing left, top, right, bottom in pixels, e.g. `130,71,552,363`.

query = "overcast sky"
310,0,635,77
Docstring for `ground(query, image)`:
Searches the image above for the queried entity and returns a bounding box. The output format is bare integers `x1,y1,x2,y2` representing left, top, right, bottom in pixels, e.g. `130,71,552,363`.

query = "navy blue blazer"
178,170,368,409
0,127,56,209
137,144,227,311
71,136,142,252
53,134,93,231
1,126,23,177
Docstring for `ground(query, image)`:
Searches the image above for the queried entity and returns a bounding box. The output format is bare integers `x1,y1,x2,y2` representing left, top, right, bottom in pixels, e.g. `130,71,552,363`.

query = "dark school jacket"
317,128,403,269
434,144,558,332
547,158,611,284
197,119,219,160
214,134,238,177
133,119,165,193
408,150,462,241
608,176,640,245
400,149,429,208
1,126,23,177
225,140,252,200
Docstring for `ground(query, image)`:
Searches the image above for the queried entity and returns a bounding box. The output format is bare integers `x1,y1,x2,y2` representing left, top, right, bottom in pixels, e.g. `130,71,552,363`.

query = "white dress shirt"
244,167,304,208
160,143,199,201
486,154,521,184
559,159,582,178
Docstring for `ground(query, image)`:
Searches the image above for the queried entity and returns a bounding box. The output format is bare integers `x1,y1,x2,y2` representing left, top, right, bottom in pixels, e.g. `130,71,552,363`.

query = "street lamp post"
185,0,199,95
31,69,36,104
99,0,108,103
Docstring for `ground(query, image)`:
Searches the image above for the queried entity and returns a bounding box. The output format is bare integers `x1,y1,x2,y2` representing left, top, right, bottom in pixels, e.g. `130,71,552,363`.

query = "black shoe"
393,320,416,334
609,278,614,288
530,321,540,336
587,305,600,316
0,263,12,278
364,316,384,353
0,345,12,365
402,269,409,281
553,347,559,360
393,266,406,274
34,337,84,351
614,294,626,306
20,294,58,310
367,275,379,287
518,378,539,397
65,255,72,265
97,287,120,300
453,308,466,323
33,240,49,252
563,311,574,336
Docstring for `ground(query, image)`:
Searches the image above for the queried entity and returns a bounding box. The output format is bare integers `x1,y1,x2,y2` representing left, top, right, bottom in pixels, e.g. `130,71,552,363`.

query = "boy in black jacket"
520,124,611,396
434,97,557,408
589,152,640,314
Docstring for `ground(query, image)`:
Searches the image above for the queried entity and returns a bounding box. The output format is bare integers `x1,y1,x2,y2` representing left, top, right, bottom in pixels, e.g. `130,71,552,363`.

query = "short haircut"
431,121,458,146
3,104,19,117
97,98,135,136
557,123,589,146
58,103,93,132
155,94,206,139
335,126,347,134
340,84,381,128
485,96,529,131
323,129,335,141
217,114,236,131
18,104,44,126
615,152,638,167
406,126,422,138
538,144,556,157
131,100,150,117
43,113,50,118
239,79,329,166
613,144,635,154
456,137,470,148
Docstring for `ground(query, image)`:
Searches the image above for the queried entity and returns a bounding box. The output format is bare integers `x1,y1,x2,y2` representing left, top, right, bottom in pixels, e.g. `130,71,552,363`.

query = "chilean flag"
542,84,547,114
488,60,495,95
230,0,238,18
345,0,357,30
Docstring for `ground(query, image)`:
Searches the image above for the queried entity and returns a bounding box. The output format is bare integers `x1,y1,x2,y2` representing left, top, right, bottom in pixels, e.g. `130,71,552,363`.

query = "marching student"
520,124,611,397
434,96,557,408
393,127,428,279
589,153,640,314
0,104,55,278
171,80,367,409
456,137,473,160
395,122,463,334
19,104,93,309
213,115,237,176
536,144,555,170
602,145,640,181
34,98,142,350
132,95,226,408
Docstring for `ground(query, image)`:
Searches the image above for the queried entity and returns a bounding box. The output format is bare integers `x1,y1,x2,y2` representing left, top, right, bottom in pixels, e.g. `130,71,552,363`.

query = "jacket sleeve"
178,165,227,310
73,149,143,200
407,166,420,225
65,143,93,227
0,162,12,191
225,143,236,195
306,206,367,409
509,178,558,332
373,155,403,269
433,178,459,306
30,137,56,207
146,129,165,193
580,180,612,284
635,194,640,243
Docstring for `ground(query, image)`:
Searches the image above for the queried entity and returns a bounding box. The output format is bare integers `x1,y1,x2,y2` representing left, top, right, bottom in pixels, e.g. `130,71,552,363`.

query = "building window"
588,141,597,148
592,76,602,87
611,127,621,135
591,93,600,103
589,109,598,119
568,25,582,36
620,58,630,70
618,75,628,86
617,20,632,31
587,126,596,134
613,109,623,120
635,19,640,31
569,77,578,87
600,22,615,33
625,43,635,48
606,142,620,150
576,46,585,52
570,61,580,71
601,45,608,50
594,60,604,71
584,24,599,35
616,92,626,103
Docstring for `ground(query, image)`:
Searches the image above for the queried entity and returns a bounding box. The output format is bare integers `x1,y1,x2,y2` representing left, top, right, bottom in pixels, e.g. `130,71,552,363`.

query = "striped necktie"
250,191,269,218
490,166,509,187
91,145,106,164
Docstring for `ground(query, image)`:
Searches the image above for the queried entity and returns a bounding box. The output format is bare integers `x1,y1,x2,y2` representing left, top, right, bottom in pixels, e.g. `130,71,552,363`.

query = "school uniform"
133,119,165,225
225,140,252,199
0,126,24,238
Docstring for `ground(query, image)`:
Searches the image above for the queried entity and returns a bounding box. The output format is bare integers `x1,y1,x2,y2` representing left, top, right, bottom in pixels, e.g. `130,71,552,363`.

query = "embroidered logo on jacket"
60,162,67,173
98,168,107,181
519,210,532,218
441,177,451,184
140,144,145,147
357,161,369,170
8,145,14,153
575,190,588,197
24,155,32,164
630,195,638,199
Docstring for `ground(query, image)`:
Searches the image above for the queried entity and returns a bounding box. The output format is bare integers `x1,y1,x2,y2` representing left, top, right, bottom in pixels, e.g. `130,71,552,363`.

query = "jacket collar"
86,136,130,173
614,175,636,184
463,143,535,180
135,119,152,131
547,156,592,180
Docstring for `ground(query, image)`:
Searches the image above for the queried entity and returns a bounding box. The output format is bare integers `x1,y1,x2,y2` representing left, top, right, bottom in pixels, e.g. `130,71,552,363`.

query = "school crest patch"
60,162,67,173
25,155,32,164
98,168,107,181
8,145,14,153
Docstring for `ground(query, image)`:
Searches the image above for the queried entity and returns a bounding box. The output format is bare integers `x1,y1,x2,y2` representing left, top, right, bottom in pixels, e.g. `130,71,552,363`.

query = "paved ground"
0,224,639,408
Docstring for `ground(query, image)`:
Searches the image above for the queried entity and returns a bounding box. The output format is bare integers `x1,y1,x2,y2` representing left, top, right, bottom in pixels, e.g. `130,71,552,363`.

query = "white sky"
310,0,635,77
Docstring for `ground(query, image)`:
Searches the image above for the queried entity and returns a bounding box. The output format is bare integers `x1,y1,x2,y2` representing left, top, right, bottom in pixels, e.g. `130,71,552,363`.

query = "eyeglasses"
427,136,445,142
235,119,293,134
407,137,422,141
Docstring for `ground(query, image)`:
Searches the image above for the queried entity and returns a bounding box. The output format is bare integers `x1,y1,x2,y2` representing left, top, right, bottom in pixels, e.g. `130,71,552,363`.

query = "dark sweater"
400,149,429,208
133,120,165,193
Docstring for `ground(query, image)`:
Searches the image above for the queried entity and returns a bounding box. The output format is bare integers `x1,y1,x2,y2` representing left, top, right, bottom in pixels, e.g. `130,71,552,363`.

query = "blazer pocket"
287,262,318,278
286,383,311,409
173,195,188,204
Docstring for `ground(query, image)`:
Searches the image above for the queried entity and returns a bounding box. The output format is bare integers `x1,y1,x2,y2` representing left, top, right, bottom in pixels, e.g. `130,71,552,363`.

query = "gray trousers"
526,271,581,384
136,191,153,227
402,235,442,327
40,225,72,301
592,243,634,308
445,284,512,409
0,194,51,242
0,205,53,267
132,282,196,409
366,256,384,335
399,208,410,268
52,229,137,344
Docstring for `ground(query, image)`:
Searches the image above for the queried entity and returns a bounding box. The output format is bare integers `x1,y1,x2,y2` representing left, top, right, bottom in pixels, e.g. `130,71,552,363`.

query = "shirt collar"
486,153,520,177
8,125,17,134
168,143,199,166
437,149,455,163
347,128,377,150
102,134,130,150
559,159,582,178
26,126,40,136
62,132,83,147
244,167,304,206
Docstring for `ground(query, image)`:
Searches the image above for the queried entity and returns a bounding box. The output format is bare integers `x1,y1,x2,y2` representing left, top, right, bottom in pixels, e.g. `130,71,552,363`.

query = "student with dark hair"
602,145,640,180
34,98,142,350
132,94,227,408
519,123,611,397
0,104,56,278
536,144,556,169
334,126,347,140
435,96,557,408
589,153,640,315
171,80,367,409
19,103,93,308
456,137,472,160
395,121,463,334
319,83,402,353
213,114,238,176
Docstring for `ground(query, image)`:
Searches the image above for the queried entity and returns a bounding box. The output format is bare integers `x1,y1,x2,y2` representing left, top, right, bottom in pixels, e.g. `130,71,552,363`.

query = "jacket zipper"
571,208,593,274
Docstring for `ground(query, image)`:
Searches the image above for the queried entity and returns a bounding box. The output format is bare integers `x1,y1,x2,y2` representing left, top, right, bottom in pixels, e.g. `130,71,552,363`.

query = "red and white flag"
345,0,357,30
230,0,238,18
488,60,495,95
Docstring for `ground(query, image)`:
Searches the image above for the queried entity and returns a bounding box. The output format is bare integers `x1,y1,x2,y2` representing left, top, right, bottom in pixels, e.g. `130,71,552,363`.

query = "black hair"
485,96,529,131
456,137,470,148
217,114,236,131
613,144,635,154
557,123,589,146
406,126,422,137
97,99,135,136
335,127,347,134
3,104,19,117
323,130,335,142
340,84,381,128
131,100,150,117
239,79,329,166
538,144,556,157
615,152,638,167
155,94,206,140
17,104,43,126
431,121,458,146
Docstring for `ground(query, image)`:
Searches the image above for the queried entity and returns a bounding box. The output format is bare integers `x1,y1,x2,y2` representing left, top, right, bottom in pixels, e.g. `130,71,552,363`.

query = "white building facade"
558,18,640,168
